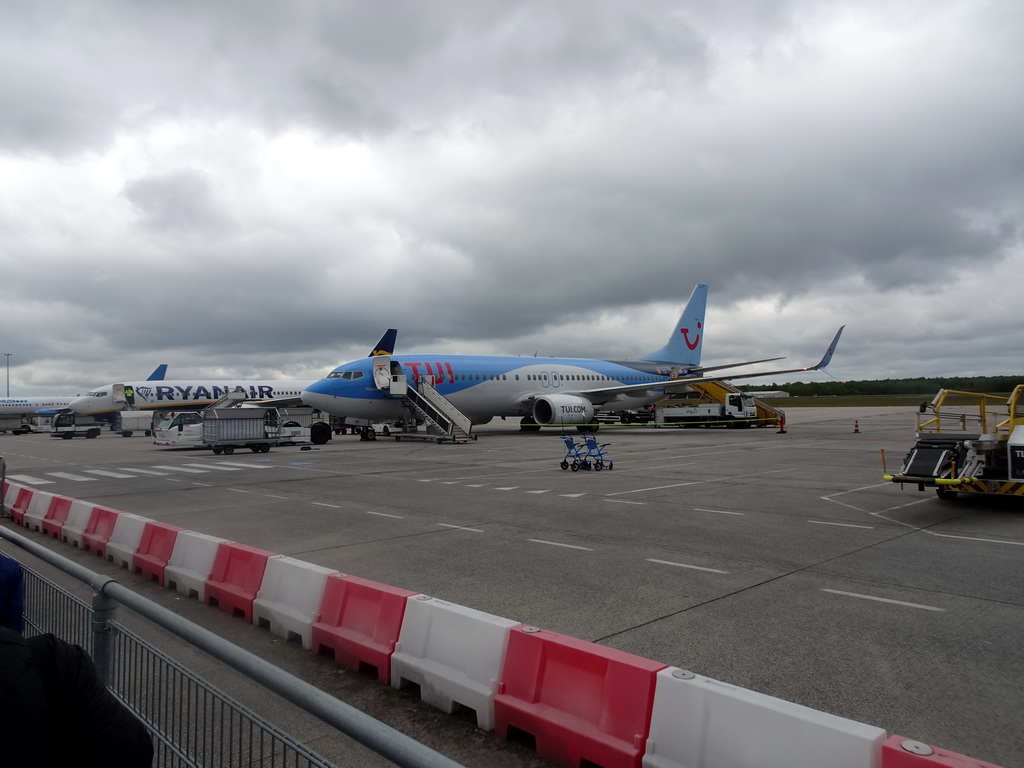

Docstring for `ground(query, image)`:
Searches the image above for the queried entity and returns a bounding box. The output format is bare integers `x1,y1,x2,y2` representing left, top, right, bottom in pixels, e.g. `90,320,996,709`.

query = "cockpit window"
326,371,364,380
86,390,107,397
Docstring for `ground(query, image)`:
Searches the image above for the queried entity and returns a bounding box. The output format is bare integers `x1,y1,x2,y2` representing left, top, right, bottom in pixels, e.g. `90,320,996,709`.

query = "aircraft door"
373,357,392,390
389,360,408,397
113,384,126,405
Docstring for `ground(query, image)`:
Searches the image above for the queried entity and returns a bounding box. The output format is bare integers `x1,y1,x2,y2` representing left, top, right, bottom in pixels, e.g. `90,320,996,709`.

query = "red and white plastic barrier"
311,574,416,685
165,530,232,601
133,521,185,585
391,595,519,731
106,513,151,569
494,625,665,768
252,555,339,650
643,666,886,768
204,541,276,622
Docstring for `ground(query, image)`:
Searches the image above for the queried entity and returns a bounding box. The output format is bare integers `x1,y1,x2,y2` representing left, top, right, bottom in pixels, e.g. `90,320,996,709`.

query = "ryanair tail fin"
145,364,168,381
640,283,708,366
368,329,398,357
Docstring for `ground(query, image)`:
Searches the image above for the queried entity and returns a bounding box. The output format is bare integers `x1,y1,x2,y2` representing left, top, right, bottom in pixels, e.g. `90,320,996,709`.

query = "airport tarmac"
2,405,1023,767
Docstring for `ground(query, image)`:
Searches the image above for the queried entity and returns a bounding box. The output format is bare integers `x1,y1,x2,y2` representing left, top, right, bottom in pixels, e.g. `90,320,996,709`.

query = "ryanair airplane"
68,332,397,419
0,365,168,417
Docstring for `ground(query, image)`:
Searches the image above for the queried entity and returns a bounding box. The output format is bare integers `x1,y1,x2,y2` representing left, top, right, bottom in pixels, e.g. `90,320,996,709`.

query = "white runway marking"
608,468,795,496
808,520,875,529
214,462,271,469
367,511,403,518
83,470,138,479
559,493,585,498
526,489,551,494
438,523,484,532
313,502,342,509
494,486,520,491
152,465,208,474
647,559,729,574
529,539,592,551
46,472,95,482
6,475,54,485
118,468,169,476
931,532,1024,547
182,463,244,471
465,484,485,487
605,499,644,505
821,589,944,612
694,508,745,516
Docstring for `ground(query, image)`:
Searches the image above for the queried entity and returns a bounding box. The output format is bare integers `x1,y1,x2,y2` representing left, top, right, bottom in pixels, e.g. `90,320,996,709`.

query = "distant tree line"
754,375,1024,397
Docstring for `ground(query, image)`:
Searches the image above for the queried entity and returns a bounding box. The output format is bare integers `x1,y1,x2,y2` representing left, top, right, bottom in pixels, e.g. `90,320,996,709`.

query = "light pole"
4,353,10,397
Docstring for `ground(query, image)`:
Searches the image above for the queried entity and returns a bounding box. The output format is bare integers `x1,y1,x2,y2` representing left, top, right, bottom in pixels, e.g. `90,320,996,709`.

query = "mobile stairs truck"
653,380,783,428
883,385,1024,500
365,357,476,444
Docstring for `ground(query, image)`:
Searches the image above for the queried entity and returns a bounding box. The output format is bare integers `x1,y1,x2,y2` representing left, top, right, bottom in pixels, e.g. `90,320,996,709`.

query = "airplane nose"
301,390,332,412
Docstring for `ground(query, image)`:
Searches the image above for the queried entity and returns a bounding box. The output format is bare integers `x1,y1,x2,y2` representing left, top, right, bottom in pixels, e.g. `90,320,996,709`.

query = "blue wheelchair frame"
583,434,613,471
558,435,590,471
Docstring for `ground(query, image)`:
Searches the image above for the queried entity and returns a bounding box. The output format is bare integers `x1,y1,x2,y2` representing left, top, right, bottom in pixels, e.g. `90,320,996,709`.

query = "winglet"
146,364,168,381
368,329,398,357
807,326,845,371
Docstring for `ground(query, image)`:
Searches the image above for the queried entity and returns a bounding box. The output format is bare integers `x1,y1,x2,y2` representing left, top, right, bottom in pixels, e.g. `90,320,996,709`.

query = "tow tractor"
883,385,1024,500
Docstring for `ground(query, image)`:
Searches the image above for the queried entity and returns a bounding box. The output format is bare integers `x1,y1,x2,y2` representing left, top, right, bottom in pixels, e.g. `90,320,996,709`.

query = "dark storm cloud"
124,171,233,233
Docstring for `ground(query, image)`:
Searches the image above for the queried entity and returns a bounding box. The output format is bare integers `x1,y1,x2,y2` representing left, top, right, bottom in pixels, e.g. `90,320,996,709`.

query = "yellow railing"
917,387,1021,438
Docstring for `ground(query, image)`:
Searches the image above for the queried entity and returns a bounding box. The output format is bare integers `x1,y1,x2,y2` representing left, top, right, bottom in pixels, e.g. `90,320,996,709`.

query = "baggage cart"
202,407,283,455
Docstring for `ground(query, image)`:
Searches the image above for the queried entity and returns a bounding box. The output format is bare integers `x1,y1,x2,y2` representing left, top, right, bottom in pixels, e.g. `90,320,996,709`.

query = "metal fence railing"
1,525,463,768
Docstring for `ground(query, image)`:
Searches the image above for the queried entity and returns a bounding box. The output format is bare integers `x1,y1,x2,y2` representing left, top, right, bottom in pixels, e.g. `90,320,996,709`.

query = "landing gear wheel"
519,416,542,432
212,447,223,455
570,461,579,472
310,422,331,445
560,460,569,470
223,446,234,455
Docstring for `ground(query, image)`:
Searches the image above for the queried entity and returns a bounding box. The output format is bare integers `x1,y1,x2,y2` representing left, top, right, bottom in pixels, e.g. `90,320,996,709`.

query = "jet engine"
532,394,595,426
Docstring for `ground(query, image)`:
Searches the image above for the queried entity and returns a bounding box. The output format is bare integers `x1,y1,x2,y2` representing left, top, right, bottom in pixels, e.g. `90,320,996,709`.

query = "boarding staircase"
401,379,475,442
372,357,475,442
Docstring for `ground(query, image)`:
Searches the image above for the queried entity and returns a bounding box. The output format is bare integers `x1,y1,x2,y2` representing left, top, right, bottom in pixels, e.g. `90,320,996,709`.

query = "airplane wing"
692,356,785,374
563,326,845,406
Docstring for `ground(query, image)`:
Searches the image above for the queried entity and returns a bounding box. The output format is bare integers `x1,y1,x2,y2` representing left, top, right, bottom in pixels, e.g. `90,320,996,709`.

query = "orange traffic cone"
853,420,860,434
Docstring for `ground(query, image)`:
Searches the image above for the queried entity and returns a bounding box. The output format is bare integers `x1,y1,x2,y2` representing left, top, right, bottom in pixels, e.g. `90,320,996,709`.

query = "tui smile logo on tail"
681,321,702,351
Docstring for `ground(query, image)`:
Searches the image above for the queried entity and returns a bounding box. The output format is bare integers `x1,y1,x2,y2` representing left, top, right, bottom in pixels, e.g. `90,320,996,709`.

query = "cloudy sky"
2,0,1022,395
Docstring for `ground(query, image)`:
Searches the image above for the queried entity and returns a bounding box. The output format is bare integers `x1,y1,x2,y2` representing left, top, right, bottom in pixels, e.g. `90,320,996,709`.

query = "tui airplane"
301,284,844,433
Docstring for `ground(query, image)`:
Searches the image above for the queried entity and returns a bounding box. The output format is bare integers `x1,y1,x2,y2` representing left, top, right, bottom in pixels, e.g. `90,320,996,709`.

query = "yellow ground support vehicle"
883,386,1024,500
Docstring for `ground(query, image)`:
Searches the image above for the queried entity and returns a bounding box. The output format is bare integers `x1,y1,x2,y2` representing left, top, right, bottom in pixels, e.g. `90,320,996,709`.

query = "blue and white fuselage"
303,354,678,425
302,284,843,431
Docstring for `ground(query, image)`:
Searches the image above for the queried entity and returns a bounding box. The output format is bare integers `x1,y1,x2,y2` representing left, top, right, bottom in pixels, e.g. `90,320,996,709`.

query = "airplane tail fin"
146,364,168,381
640,283,708,366
368,329,398,357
